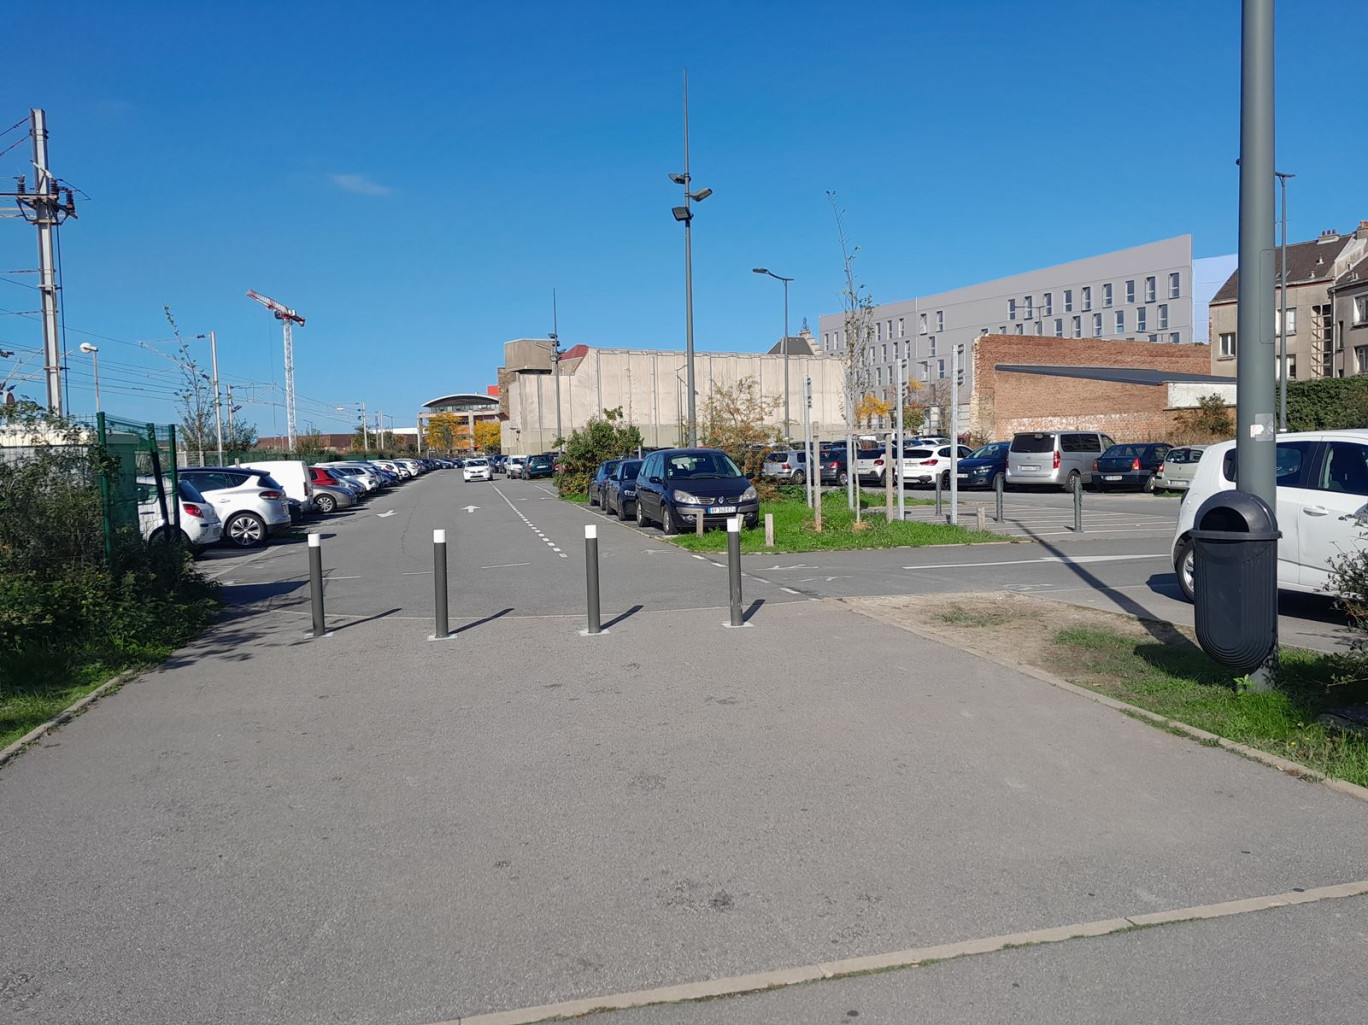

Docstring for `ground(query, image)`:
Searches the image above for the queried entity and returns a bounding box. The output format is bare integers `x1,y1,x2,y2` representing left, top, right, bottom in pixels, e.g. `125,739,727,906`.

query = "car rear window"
1105,444,1144,458
1011,433,1055,453
905,448,934,459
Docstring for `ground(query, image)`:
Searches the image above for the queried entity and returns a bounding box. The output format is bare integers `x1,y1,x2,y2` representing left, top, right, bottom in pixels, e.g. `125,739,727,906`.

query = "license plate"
1021,465,1038,471
1103,475,1122,481
956,473,968,479
708,505,737,515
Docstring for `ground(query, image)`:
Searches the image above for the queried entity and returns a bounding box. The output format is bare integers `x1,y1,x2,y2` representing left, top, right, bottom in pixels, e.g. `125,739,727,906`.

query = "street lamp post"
753,268,794,441
1276,170,1294,430
195,332,224,463
670,69,712,447
79,342,100,413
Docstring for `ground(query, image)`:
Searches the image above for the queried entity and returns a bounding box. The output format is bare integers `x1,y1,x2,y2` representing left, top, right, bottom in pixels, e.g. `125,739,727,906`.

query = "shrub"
554,408,643,495
1286,378,1368,432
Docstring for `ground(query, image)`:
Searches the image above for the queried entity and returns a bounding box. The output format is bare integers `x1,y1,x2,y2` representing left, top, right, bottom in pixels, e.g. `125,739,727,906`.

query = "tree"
1173,394,1234,443
474,420,502,454
828,191,876,519
699,377,781,476
556,408,644,494
295,428,328,458
854,393,892,429
424,413,463,453
162,305,216,465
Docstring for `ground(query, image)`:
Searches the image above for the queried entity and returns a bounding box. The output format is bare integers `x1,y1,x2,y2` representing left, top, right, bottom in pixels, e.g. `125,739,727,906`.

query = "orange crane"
246,290,306,450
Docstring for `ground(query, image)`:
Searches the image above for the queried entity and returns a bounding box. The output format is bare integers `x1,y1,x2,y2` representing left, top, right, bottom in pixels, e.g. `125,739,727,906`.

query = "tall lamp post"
670,69,712,447
753,267,794,441
1275,170,1294,430
79,342,100,413
195,332,224,463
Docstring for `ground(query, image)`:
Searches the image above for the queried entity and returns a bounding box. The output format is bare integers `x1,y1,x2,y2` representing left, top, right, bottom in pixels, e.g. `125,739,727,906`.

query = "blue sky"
2,0,1363,436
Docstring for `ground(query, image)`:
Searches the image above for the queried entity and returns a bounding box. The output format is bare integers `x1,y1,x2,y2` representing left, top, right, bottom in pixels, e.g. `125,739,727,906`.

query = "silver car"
761,448,810,484
1153,445,1208,492
1006,430,1115,491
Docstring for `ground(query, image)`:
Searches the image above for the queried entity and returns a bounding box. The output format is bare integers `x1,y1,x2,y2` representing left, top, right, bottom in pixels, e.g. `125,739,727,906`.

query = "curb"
0,667,141,770
836,594,1368,805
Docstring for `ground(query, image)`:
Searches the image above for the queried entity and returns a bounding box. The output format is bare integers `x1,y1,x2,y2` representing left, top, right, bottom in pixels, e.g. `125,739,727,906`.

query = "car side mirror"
649,475,663,485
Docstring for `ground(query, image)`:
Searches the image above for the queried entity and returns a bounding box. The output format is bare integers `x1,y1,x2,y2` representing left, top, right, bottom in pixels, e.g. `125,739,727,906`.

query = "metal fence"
89,413,179,562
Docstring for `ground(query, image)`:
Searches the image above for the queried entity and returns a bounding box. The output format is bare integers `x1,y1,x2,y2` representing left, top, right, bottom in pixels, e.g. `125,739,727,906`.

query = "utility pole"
950,344,961,527
549,290,563,447
896,358,905,522
198,331,224,463
669,70,711,447
360,401,369,452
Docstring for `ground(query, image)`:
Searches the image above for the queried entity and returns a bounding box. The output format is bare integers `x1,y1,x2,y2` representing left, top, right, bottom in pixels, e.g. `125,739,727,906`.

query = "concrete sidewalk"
3,591,1367,1024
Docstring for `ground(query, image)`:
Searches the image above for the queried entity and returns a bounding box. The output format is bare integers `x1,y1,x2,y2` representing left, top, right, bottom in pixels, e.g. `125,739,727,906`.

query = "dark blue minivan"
633,448,759,534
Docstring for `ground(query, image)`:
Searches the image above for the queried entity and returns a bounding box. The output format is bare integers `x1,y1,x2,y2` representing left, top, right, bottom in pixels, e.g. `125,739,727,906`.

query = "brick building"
970,335,1234,441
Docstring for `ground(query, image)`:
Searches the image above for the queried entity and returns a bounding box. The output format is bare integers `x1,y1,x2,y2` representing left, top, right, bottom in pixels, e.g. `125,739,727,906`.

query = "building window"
1286,355,1296,380
1148,334,1158,343
1357,345,1368,373
998,325,1006,334
1145,276,1156,302
876,366,884,387
1043,292,1053,316
1169,271,1181,298
887,319,894,339
1115,310,1125,333
1014,323,1024,335
898,317,905,337
1103,283,1113,308
882,343,888,362
1032,321,1041,335
1157,303,1169,329
937,358,946,379
1219,332,1236,357
1064,289,1073,312
1125,280,1135,304
1136,308,1147,331
1082,286,1093,311
1093,313,1103,337
1354,296,1368,326
1024,295,1034,318
876,321,883,341
1072,315,1082,338
1054,318,1064,337
920,312,929,333
1170,332,1181,344
936,310,945,332
929,336,937,356
1277,307,1298,336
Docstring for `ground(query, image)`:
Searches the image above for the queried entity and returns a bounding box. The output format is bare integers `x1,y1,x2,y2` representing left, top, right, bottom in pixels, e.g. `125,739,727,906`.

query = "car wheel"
636,497,650,528
147,526,171,545
618,496,631,521
1174,538,1195,602
662,501,680,535
589,488,598,507
1142,473,1156,494
315,493,337,514
1062,470,1081,493
941,470,951,490
792,470,805,485
837,470,848,486
225,511,267,548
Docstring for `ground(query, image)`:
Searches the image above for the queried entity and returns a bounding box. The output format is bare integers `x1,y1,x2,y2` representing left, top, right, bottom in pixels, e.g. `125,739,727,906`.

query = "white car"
179,467,293,548
505,454,529,479
896,444,975,487
1171,431,1368,601
137,476,223,549
463,458,492,482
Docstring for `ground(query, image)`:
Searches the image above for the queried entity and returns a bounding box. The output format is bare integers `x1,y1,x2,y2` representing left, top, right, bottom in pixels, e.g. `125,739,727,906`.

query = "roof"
768,335,815,356
1210,233,1357,303
1330,256,1368,293
421,392,502,410
994,364,1234,386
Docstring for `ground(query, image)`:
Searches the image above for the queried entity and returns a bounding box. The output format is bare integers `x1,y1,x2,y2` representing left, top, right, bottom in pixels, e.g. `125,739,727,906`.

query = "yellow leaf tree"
854,393,893,429
424,412,463,453
474,420,502,454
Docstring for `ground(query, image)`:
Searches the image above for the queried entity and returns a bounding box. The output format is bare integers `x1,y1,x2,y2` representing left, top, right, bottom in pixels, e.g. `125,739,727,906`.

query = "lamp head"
690,187,713,202
79,342,98,354
671,206,692,222
752,267,768,275
668,173,687,185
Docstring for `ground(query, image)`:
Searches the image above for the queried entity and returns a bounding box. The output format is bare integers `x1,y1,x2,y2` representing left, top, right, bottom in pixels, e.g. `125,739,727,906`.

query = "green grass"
669,490,1002,553
560,491,590,504
0,663,126,752
1051,626,1368,787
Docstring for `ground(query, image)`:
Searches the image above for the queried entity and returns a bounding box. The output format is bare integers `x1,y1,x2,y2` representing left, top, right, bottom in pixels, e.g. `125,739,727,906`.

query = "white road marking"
903,553,1168,570
377,510,397,518
491,484,568,558
462,505,479,513
480,562,531,569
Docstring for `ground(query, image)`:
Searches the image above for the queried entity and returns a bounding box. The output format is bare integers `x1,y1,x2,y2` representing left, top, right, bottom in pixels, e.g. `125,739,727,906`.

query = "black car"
633,448,759,534
603,458,644,520
1093,442,1171,492
955,441,1010,490
819,448,849,486
588,459,620,507
524,454,555,480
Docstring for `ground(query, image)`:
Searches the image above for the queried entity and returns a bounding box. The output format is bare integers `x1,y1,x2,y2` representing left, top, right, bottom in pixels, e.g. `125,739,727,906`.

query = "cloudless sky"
2,0,1363,436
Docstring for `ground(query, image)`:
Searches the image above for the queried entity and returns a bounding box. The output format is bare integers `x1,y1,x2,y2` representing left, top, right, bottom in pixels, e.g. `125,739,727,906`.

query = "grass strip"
1049,626,1368,788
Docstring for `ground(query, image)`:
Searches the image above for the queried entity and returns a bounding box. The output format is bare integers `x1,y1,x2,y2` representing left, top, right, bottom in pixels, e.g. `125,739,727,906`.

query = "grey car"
761,448,810,484
1006,430,1116,491
1153,445,1208,492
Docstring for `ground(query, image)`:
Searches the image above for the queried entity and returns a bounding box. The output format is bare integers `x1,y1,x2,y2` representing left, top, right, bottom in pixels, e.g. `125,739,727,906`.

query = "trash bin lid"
1193,489,1278,537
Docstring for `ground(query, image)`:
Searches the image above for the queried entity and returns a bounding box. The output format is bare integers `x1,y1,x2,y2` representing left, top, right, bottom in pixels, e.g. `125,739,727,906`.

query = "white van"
240,459,316,512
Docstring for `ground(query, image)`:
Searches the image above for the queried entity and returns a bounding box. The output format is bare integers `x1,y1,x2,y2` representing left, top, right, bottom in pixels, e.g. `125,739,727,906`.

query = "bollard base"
427,633,457,642
721,620,753,629
578,628,609,637
305,631,334,639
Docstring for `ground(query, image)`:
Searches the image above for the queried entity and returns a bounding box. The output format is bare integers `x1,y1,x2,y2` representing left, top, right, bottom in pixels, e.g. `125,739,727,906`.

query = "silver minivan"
1006,430,1115,491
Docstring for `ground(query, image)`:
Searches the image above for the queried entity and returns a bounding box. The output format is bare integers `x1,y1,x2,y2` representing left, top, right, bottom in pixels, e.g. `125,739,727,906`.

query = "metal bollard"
1073,473,1084,533
764,512,774,547
935,472,942,518
584,524,602,635
308,533,327,638
995,472,1004,523
726,516,744,627
432,528,450,640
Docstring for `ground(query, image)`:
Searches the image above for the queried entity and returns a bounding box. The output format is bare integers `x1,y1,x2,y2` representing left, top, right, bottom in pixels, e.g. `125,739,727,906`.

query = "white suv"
179,467,293,548
1171,431,1368,601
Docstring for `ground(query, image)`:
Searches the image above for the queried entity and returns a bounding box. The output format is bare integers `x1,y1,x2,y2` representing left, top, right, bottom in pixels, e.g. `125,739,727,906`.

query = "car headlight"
623,487,636,496
741,486,757,501
673,489,701,504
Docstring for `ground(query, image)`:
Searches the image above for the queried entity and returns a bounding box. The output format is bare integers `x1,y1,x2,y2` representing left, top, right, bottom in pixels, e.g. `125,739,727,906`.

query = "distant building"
1209,221,1368,380
819,236,1232,427
418,388,501,451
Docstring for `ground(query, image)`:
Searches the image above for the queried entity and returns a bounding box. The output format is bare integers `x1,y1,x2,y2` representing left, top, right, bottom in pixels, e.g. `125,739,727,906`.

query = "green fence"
89,414,179,563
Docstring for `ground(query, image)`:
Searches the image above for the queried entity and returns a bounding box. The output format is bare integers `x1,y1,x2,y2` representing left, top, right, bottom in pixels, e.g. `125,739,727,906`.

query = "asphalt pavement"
2,469,1365,1024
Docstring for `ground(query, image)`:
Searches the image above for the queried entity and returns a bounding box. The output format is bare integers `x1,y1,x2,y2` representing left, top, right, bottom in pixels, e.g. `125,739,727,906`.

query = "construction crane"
246,290,306,451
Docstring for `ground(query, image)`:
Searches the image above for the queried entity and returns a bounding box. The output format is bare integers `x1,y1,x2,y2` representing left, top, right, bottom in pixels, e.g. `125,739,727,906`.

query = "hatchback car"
179,467,292,548
603,458,644,520
524,454,554,479
955,441,1010,490
1171,431,1368,602
896,444,975,487
1154,445,1208,492
463,457,492,482
136,476,223,550
1093,442,1172,492
505,455,528,479
308,482,357,515
761,449,810,484
588,459,621,506
634,448,759,533
819,448,850,486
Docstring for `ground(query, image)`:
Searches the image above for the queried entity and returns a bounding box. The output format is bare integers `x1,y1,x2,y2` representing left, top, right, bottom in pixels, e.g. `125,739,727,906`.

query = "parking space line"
491,484,568,558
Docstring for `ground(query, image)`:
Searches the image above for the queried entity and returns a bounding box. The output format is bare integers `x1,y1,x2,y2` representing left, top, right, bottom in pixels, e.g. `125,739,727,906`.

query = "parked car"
1154,445,1209,493
603,458,644,520
524,454,554,479
854,446,889,485
1093,442,1172,492
505,454,528,479
897,444,975,488
309,482,357,514
1007,430,1116,491
463,457,492,482
634,448,760,533
955,441,1011,490
761,448,810,484
588,459,621,506
317,462,384,492
1171,431,1368,602
136,476,223,550
178,467,292,548
241,458,316,512
819,448,849,486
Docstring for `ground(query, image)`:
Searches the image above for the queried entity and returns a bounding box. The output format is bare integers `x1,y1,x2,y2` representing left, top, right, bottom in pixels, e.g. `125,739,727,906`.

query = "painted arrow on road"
377,510,396,518
463,505,479,513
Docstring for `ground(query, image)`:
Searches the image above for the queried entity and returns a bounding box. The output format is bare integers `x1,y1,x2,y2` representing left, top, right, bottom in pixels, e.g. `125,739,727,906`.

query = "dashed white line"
492,484,569,558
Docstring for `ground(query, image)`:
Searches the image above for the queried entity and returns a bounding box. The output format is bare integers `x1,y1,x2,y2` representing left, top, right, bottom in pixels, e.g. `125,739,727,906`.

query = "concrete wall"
500,345,848,454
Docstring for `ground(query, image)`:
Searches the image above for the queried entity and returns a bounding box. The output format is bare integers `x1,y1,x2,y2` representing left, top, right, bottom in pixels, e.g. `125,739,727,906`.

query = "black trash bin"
1190,490,1280,674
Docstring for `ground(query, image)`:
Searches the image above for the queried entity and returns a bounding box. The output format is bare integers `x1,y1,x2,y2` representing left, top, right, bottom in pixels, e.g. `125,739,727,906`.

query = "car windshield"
1104,444,1145,458
971,443,1008,459
467,459,487,466
664,452,742,479
1011,433,1055,453
617,460,643,479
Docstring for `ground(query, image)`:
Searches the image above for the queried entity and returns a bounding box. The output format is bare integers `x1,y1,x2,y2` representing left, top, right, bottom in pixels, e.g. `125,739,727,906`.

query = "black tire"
837,471,848,486
147,526,171,545
1062,470,1081,493
1174,538,1195,602
662,501,680,535
314,493,337,514
1142,473,1156,494
589,488,599,508
618,495,631,522
225,511,267,548
792,470,805,485
940,470,951,490
636,496,650,528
